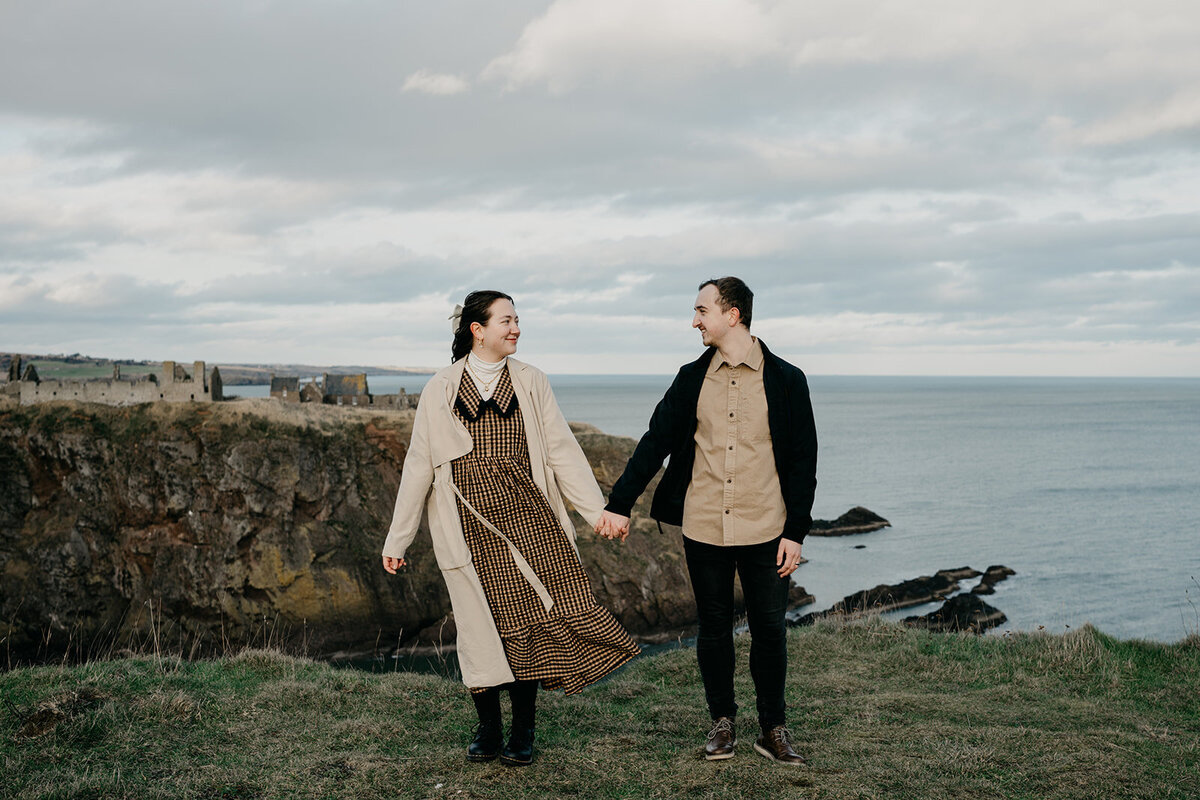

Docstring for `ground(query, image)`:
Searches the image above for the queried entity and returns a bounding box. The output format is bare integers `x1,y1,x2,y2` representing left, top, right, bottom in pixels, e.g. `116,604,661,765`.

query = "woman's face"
471,298,520,361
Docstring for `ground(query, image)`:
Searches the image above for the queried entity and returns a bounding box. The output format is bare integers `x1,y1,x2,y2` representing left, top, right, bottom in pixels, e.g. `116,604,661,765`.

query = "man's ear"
728,307,742,327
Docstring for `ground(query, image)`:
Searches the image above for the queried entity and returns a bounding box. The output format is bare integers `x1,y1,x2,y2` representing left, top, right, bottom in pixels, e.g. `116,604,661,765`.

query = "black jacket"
605,340,818,543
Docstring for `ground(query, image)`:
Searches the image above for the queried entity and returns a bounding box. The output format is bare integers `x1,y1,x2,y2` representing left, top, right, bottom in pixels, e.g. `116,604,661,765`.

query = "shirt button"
727,479,732,483
731,380,736,385
724,509,730,515
728,445,733,450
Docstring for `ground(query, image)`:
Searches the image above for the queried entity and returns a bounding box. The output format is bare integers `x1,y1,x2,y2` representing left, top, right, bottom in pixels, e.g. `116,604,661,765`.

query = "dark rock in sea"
938,566,984,582
903,594,1007,633
787,565,1014,630
853,545,866,549
972,565,1017,595
788,584,816,611
808,506,890,536
833,568,979,615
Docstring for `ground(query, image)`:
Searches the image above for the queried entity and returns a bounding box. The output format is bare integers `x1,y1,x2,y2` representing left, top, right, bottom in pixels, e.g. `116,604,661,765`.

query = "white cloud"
0,275,38,310
481,0,1200,148
527,271,654,308
482,0,776,92
401,69,470,96
1068,92,1200,145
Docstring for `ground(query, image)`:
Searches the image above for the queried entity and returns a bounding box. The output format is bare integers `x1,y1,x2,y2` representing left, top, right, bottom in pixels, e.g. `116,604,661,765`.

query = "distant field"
24,360,159,380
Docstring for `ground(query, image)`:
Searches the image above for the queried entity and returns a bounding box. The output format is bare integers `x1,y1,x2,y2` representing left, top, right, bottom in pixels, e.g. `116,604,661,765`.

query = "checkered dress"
451,366,639,694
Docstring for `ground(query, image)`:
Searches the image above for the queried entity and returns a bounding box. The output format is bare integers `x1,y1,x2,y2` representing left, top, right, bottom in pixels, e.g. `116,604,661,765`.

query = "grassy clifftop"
3,620,1197,800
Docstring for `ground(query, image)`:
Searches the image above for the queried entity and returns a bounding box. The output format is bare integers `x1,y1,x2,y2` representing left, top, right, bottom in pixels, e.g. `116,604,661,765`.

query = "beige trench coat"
381,357,606,688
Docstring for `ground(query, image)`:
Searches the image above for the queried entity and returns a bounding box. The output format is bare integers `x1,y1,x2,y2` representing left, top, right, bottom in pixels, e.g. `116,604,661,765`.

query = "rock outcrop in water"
807,506,890,536
971,565,1016,595
788,565,1015,632
0,401,690,661
903,594,1007,633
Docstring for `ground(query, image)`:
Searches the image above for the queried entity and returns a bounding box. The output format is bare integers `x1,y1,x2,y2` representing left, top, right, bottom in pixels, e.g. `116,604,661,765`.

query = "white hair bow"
449,303,464,334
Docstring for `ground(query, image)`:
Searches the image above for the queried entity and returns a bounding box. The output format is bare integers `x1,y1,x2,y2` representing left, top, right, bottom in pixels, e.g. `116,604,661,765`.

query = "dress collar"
455,363,519,420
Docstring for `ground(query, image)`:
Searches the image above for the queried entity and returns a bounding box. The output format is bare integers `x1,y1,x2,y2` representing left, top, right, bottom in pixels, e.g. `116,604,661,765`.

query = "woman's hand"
382,555,407,574
595,510,631,541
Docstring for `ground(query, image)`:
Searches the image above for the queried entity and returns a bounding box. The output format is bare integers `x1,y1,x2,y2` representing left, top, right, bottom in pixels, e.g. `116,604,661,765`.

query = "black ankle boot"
500,724,535,766
467,688,503,762
501,680,537,766
467,719,503,762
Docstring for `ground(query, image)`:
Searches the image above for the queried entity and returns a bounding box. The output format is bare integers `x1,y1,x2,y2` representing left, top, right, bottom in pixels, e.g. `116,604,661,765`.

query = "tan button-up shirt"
682,338,786,546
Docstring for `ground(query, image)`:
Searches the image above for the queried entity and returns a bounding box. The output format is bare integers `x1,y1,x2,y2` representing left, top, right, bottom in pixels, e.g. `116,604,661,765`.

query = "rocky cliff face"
0,400,694,662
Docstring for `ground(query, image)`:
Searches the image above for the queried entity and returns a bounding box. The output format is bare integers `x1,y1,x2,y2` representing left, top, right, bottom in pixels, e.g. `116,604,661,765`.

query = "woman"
381,290,639,766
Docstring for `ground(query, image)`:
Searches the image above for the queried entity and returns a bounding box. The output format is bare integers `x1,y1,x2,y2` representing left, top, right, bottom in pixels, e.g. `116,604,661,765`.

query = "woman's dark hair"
699,276,753,329
451,290,514,362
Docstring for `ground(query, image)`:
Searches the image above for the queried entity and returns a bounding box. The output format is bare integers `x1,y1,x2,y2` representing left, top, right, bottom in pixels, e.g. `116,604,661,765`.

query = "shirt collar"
708,337,764,373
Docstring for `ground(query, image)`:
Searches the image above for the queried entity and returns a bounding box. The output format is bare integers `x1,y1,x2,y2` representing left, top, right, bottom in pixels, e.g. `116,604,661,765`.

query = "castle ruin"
5,356,223,406
268,371,417,410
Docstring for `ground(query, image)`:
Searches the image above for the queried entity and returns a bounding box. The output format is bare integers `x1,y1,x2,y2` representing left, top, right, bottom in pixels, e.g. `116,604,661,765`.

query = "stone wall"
18,363,222,406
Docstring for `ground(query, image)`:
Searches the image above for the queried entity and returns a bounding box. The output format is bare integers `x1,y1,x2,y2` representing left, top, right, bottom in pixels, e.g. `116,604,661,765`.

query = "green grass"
2,620,1197,799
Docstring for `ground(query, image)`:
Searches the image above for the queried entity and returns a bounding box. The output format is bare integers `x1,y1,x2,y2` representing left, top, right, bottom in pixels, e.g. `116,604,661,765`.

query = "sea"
229,375,1200,644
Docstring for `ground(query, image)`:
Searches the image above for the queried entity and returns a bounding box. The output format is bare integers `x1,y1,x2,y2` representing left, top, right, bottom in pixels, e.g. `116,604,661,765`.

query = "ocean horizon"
231,374,1200,643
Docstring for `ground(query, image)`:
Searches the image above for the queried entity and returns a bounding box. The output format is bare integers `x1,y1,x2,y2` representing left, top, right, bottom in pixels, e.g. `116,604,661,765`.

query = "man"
597,277,817,765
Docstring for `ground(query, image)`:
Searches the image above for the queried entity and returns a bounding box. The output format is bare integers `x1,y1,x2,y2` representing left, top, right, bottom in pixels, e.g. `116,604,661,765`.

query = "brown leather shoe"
754,725,806,765
704,716,736,760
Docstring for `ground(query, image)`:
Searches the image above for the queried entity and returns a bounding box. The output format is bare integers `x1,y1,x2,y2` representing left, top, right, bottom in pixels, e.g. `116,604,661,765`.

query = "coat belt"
448,480,555,612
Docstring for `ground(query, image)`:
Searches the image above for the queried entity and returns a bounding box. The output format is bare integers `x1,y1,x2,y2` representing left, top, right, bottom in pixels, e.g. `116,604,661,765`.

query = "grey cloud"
3,2,1199,372
5,3,1182,203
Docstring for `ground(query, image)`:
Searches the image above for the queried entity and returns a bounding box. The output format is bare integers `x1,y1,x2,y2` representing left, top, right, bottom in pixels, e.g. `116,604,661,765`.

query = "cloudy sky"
2,1,1199,375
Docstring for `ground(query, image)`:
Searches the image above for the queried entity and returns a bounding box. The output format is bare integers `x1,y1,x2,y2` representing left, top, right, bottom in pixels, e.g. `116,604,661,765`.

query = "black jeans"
683,535,790,730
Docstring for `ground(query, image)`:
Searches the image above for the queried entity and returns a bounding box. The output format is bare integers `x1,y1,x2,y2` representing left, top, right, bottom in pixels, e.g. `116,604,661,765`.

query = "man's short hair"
699,277,753,330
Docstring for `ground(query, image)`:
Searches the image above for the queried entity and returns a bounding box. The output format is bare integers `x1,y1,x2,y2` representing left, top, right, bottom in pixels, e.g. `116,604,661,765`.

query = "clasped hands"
594,511,802,577
594,510,630,542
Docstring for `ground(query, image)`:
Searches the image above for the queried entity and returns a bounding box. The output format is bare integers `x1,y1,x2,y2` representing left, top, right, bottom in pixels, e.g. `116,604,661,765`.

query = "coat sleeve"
381,390,436,559
534,371,606,528
781,370,818,543
604,368,685,517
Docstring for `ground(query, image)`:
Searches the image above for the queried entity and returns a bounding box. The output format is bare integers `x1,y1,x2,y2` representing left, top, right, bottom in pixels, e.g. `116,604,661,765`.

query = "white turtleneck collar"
466,351,507,400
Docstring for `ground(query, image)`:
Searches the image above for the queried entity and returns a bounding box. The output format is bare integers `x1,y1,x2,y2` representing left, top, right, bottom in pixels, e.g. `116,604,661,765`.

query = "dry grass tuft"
14,686,108,739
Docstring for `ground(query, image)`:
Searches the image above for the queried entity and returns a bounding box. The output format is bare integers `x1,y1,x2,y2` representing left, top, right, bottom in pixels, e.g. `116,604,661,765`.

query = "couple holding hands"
381,276,817,767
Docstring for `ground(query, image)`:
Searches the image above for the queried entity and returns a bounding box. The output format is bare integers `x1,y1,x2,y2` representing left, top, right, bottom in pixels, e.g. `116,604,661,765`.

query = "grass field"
2,619,1197,800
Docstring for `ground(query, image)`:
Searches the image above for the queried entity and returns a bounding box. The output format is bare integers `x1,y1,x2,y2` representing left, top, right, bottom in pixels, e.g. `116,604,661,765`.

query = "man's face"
692,284,732,347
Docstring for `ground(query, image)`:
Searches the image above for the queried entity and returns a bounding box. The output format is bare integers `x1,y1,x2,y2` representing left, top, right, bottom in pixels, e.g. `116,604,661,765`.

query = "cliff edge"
0,400,693,661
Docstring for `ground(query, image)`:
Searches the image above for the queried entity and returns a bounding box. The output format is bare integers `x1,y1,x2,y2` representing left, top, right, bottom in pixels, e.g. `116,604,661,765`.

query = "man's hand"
382,555,407,574
595,510,631,542
776,538,803,577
